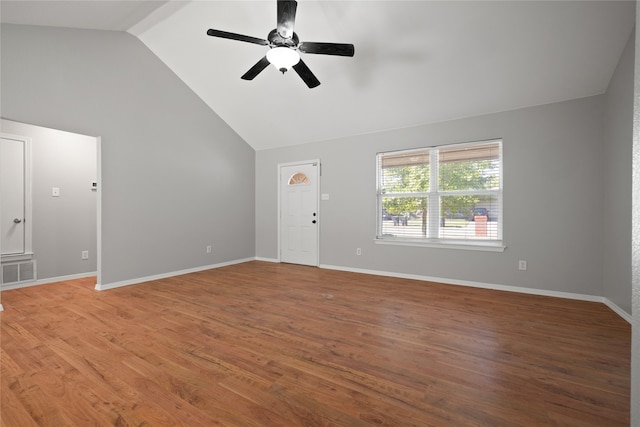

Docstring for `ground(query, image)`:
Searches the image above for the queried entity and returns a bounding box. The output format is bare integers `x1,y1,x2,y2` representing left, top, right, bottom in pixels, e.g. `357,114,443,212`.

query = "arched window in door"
288,172,309,185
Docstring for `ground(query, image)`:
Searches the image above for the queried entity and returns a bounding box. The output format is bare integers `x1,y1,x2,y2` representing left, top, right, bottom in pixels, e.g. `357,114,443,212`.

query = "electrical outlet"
81,250,89,260
356,248,361,256
518,260,527,271
206,245,212,254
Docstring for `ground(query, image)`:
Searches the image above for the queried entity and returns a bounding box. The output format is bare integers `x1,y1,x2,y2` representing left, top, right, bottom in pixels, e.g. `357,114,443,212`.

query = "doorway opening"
0,120,101,296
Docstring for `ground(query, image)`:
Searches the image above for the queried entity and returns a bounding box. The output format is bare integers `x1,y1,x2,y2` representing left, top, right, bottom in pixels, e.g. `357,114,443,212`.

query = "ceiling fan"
206,0,354,88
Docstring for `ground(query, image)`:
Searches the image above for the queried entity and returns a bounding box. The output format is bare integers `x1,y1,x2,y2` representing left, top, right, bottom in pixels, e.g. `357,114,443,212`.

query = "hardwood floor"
0,261,630,426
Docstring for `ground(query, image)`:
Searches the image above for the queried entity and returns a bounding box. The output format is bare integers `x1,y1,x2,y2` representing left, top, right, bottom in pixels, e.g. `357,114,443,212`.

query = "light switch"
52,187,60,197
321,193,330,201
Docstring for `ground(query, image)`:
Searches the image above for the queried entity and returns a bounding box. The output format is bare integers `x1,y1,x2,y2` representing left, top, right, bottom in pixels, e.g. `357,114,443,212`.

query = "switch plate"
518,260,527,271
321,193,330,201
206,245,212,254
356,248,361,256
52,187,60,197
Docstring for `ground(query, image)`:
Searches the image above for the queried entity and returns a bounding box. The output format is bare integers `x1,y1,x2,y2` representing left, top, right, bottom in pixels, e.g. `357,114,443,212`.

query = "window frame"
375,139,505,252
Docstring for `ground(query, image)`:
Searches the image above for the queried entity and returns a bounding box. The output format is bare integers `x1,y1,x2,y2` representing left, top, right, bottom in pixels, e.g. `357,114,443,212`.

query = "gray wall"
603,30,634,315
257,96,605,296
1,119,97,280
1,24,255,286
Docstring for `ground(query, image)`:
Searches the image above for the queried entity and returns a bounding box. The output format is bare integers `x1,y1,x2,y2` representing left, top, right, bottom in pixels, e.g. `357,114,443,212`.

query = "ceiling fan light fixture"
266,46,300,74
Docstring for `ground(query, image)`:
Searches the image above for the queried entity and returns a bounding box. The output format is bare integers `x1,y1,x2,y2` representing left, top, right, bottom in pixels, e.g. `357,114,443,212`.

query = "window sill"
374,238,506,252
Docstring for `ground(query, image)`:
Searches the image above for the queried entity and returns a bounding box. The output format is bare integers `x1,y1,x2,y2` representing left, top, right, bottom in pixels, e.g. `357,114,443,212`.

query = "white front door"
279,162,319,266
1,136,28,256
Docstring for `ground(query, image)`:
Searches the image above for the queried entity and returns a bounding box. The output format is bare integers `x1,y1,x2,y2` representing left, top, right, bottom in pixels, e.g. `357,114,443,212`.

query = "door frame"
277,159,320,266
0,133,33,261
96,137,102,287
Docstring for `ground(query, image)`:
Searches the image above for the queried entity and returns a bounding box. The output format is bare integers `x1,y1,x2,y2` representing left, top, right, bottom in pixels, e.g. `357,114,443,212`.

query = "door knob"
13,218,22,224
312,220,317,224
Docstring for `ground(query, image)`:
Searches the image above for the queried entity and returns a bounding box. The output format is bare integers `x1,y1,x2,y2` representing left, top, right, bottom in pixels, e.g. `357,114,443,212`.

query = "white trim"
96,136,102,289
254,256,279,263
319,263,632,323
24,136,33,255
632,10,640,425
0,271,97,291
95,258,253,291
603,298,633,324
0,252,35,263
1,258,633,326
374,238,506,252
276,163,281,263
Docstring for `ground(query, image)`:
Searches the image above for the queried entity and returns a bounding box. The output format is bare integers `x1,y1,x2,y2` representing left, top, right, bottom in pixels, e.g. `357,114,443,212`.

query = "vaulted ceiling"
1,1,635,150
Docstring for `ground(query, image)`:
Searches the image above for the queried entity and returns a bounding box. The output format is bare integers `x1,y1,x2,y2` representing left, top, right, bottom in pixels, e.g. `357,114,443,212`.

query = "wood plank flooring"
0,261,631,426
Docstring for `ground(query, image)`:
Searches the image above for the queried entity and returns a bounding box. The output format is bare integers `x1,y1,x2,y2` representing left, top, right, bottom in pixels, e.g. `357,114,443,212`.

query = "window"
376,139,503,249
288,172,309,185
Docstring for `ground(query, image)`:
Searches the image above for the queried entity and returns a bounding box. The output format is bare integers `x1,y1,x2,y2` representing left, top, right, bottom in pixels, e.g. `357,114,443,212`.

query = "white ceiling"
1,1,635,150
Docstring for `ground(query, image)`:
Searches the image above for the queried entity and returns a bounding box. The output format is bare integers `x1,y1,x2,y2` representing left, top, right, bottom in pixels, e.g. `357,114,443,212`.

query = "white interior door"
1,136,26,256
279,162,319,266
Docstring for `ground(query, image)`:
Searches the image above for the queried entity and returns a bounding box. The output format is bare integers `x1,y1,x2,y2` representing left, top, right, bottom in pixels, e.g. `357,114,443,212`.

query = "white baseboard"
4,258,630,325
602,298,633,324
95,258,254,291
0,271,97,291
254,257,279,263
319,264,633,324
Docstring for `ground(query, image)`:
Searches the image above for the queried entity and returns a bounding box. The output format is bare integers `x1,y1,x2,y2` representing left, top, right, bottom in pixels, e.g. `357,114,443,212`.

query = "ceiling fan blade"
292,59,320,88
299,42,355,57
207,29,269,46
241,56,271,80
277,0,297,39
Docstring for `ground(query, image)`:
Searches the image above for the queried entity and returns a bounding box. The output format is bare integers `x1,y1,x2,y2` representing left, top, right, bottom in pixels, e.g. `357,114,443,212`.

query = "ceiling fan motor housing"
268,29,299,48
